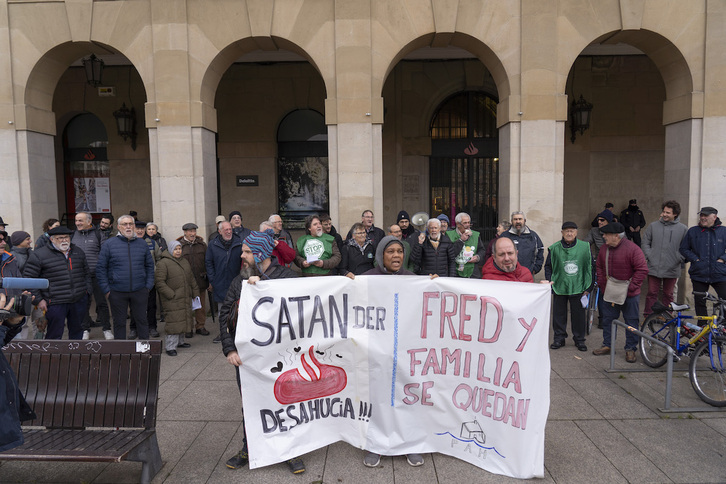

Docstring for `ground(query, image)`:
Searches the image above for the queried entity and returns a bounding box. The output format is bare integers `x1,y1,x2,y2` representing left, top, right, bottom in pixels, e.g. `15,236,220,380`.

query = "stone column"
699,116,726,217
148,125,217,240
327,122,383,234
147,0,217,240
327,0,383,232
701,0,726,222
664,120,702,227
499,119,565,252
1,130,58,240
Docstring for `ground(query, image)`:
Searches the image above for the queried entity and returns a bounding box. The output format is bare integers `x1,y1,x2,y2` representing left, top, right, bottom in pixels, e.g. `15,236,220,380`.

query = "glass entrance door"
430,91,498,238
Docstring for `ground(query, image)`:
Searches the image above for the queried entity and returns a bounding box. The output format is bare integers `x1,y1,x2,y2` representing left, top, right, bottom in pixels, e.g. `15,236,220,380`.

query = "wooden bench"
0,340,163,484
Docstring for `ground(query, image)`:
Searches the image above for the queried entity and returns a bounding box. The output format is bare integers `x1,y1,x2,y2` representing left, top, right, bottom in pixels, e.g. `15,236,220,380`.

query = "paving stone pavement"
1,321,725,483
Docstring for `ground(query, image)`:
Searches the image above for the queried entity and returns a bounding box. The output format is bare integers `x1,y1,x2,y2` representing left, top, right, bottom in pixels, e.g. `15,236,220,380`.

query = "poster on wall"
74,177,110,213
277,156,329,229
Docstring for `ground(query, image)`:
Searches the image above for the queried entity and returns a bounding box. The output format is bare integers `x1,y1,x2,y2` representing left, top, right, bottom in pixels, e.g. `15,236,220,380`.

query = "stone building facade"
1,0,724,249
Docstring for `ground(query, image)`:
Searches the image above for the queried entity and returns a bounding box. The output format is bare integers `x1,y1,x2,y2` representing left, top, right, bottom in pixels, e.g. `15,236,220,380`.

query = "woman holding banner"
362,235,425,467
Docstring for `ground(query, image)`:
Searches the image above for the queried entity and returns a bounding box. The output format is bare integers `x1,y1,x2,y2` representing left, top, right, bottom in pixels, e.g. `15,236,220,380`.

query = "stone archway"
561,30,696,231
200,38,328,233
10,41,149,237
377,33,509,230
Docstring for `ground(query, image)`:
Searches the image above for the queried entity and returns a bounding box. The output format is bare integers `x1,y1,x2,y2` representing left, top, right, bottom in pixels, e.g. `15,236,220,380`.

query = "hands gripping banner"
236,275,551,479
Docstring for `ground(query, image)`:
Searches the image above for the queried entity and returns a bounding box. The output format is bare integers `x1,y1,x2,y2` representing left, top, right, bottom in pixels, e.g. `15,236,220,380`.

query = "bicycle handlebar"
692,291,726,303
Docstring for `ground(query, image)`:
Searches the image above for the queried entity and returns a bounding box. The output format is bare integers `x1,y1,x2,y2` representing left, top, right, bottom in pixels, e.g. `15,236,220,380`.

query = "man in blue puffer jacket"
96,214,155,339
679,206,726,316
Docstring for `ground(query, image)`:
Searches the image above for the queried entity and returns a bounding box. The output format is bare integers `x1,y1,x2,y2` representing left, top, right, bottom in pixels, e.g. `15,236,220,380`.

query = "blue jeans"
601,295,640,351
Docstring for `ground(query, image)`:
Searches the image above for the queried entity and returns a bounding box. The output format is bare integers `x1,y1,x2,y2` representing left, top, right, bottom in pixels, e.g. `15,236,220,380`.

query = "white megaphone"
410,212,429,229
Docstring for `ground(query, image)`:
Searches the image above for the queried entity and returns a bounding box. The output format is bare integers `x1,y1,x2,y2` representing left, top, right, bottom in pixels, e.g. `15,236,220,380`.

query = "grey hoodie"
364,236,414,275
642,216,688,278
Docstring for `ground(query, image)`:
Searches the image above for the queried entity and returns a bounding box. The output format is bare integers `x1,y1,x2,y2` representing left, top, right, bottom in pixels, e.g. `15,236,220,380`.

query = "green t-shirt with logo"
296,234,335,275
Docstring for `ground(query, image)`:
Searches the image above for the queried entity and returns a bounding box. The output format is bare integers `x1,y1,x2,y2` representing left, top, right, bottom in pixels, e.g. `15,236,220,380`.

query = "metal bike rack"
605,319,725,413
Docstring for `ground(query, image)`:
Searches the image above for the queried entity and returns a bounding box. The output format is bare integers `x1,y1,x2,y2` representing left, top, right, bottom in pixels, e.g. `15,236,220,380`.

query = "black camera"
8,293,33,317
0,294,32,322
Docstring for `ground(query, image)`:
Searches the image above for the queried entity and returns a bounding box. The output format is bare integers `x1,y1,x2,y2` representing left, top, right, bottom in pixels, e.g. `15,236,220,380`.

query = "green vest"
297,234,335,275
548,239,592,296
447,229,480,278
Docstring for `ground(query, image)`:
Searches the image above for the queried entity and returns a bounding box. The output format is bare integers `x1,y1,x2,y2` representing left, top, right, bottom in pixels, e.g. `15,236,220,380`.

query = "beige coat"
155,251,200,335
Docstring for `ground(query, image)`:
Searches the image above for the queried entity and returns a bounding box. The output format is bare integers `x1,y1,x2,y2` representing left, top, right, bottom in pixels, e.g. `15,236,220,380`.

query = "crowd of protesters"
1,200,722,473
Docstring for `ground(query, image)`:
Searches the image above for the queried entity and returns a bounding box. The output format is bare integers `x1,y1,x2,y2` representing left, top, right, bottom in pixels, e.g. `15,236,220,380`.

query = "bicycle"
639,292,726,407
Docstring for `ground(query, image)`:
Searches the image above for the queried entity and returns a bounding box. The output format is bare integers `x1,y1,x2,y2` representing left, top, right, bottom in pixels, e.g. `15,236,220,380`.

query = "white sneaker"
82,330,90,340
363,452,381,467
406,453,424,467
103,330,114,340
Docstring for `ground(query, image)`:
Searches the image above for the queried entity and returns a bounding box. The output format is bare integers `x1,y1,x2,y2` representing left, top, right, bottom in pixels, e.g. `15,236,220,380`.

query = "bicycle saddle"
669,302,689,311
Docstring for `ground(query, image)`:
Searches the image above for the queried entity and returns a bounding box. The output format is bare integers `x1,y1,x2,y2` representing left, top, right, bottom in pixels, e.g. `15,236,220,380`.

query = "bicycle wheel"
689,336,726,407
639,312,675,368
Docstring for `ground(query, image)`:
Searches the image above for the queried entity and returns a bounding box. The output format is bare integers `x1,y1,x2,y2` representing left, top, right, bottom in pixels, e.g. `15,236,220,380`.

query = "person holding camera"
0,231,22,301
0,293,37,451
23,226,92,340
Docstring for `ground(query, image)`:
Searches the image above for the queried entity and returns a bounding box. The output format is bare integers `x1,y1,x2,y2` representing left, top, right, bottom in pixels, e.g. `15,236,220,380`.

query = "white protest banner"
236,275,551,479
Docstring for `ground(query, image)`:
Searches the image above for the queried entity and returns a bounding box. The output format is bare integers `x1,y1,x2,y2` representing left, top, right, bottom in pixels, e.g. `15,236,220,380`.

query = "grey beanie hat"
375,235,406,273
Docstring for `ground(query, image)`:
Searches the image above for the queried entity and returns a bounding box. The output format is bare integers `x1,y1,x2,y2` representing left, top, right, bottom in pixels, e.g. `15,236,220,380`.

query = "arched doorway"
277,109,329,229
62,113,111,224
563,45,670,229
212,48,327,230
430,91,499,238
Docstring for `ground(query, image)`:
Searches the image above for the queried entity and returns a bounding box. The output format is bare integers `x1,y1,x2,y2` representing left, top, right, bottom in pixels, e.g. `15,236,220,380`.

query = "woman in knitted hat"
9,231,32,273
155,240,199,356
436,213,450,232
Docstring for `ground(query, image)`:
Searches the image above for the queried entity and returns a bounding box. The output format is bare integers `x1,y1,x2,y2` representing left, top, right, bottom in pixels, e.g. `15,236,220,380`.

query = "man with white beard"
23,225,92,339
97,215,155,340
217,231,307,474
501,211,544,275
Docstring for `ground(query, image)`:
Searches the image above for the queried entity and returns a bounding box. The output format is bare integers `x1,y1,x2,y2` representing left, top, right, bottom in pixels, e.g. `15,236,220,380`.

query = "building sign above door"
236,175,259,187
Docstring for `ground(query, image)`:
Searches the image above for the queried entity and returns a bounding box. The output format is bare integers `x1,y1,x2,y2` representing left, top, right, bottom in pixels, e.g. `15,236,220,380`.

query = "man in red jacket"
592,222,648,363
481,237,534,282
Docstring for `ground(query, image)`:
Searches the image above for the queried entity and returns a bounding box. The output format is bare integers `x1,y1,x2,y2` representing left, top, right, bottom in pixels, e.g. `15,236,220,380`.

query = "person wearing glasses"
345,210,386,250
23,225,92,339
585,210,613,260
339,223,376,278
268,214,294,249
96,215,155,339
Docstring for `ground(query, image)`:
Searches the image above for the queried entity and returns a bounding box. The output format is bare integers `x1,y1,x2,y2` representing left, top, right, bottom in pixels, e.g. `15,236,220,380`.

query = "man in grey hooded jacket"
641,200,687,316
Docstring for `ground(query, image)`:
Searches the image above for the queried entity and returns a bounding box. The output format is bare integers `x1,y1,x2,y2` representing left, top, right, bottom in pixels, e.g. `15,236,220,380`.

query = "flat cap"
698,206,718,216
48,226,73,236
561,221,578,230
182,223,198,231
600,222,625,234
